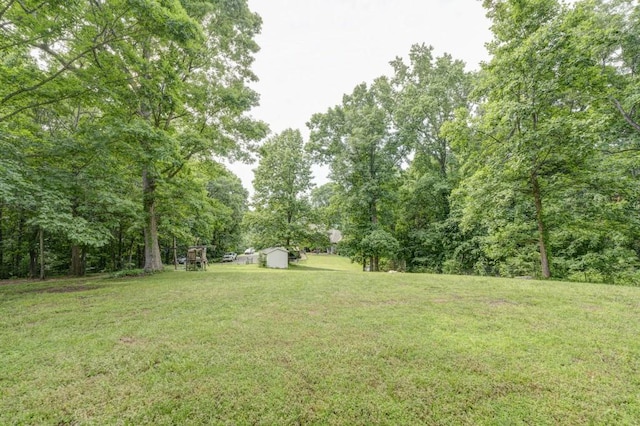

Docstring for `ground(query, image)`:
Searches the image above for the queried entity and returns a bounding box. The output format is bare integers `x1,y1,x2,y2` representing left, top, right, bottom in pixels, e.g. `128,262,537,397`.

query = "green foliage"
0,0,264,277
452,0,617,279
204,166,249,256
310,183,343,229
257,251,267,268
308,79,405,270
378,45,472,273
395,167,455,272
390,43,472,178
303,0,640,282
154,159,247,258
3,0,640,282
107,268,150,279
246,129,316,249
360,229,399,263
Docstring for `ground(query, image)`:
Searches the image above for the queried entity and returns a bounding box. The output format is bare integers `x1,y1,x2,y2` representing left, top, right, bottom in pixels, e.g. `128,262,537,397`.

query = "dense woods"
2,0,639,284
1,0,265,277
308,0,640,282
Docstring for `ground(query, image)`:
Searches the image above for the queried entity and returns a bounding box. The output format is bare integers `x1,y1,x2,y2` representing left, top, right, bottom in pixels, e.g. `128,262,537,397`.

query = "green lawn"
1,255,639,425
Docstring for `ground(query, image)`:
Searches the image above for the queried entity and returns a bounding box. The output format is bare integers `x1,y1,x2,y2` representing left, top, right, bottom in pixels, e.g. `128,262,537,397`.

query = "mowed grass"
1,255,640,425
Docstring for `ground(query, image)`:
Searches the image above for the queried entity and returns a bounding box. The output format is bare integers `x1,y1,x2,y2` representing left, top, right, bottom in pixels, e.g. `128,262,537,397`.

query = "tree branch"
0,0,16,22
611,96,640,133
0,76,133,122
600,147,640,155
0,30,125,117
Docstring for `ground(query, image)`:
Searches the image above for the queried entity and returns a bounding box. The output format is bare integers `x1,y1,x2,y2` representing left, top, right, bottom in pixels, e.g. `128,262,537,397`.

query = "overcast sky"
229,0,493,193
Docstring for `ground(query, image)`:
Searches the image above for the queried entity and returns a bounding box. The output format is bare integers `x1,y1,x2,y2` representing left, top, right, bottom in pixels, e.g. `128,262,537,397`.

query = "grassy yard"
1,255,639,425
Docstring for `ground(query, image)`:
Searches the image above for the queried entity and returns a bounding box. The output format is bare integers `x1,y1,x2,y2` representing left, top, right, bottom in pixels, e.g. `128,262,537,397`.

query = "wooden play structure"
185,246,208,271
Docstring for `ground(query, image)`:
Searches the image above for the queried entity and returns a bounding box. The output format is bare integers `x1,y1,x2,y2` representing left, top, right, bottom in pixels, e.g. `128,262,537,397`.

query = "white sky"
229,0,493,193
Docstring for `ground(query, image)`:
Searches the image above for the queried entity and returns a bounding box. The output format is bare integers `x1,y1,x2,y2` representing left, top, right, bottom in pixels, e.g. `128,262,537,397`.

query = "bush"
442,258,464,275
108,269,149,278
361,230,399,259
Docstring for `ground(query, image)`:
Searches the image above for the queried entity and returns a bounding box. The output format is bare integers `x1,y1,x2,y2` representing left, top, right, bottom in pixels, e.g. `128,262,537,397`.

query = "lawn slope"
1,255,639,425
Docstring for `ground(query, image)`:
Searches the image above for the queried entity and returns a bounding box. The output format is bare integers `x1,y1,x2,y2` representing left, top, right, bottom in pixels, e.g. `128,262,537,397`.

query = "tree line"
2,0,639,284
0,0,264,278
252,0,640,283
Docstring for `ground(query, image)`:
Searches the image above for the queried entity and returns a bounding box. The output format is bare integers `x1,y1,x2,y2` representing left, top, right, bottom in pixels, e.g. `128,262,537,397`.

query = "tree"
310,182,343,231
245,129,315,249
390,44,472,179
84,0,267,271
308,78,406,271
389,45,473,272
1,1,132,277
0,0,119,123
455,0,613,278
205,165,249,257
360,230,400,269
0,0,266,276
595,0,640,139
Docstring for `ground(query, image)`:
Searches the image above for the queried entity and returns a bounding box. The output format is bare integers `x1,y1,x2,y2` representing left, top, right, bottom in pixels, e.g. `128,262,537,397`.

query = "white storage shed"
261,247,289,269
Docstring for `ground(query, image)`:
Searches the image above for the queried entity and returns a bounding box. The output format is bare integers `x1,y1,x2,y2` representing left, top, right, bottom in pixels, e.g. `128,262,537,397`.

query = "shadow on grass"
0,280,104,295
31,284,103,294
288,264,337,272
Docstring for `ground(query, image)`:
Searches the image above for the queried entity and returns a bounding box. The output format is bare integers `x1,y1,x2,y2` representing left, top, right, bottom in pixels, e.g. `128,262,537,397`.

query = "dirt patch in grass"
431,294,464,304
486,298,520,307
581,304,602,312
431,295,520,306
4,283,103,294
42,285,100,293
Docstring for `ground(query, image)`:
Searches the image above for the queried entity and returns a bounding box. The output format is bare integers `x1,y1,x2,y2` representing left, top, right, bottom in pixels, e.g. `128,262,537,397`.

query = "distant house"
260,247,289,269
329,229,343,254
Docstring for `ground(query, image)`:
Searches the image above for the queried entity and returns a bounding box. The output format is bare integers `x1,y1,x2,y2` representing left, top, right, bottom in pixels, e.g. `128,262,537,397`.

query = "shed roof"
261,247,288,255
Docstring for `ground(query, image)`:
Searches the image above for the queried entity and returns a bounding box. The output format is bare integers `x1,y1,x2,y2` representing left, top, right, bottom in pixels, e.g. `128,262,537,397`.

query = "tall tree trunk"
286,212,292,248
370,200,379,272
0,204,4,279
28,227,38,278
117,225,123,270
143,168,163,272
39,227,45,280
16,215,25,276
112,224,123,271
139,41,162,273
438,138,448,178
70,245,84,276
127,238,134,268
29,249,37,278
531,174,551,279
173,237,177,270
